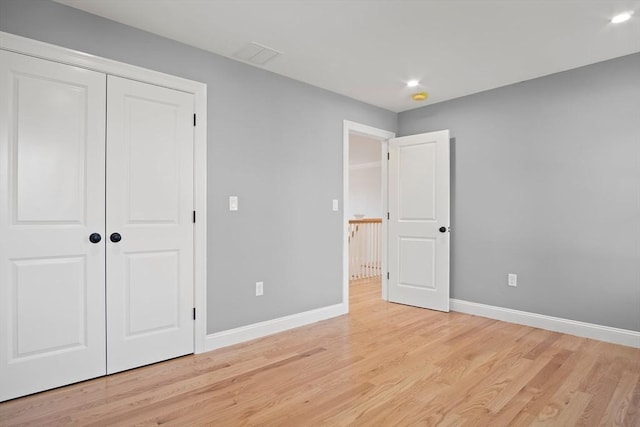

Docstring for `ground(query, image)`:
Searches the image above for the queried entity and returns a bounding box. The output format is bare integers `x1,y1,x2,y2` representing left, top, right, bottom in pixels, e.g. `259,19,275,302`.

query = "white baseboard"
202,303,348,353
450,299,640,349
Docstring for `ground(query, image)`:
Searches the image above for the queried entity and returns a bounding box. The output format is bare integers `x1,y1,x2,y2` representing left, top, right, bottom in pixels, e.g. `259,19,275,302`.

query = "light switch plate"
229,196,238,211
332,199,339,211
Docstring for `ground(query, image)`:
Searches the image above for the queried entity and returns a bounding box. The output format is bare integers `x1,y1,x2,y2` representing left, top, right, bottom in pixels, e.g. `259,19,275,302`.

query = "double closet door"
0,50,195,402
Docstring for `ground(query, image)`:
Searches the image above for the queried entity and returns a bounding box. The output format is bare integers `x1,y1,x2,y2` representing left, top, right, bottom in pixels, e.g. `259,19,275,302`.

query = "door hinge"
387,152,390,160
387,212,390,220
193,113,196,127
193,307,196,320
193,210,196,223
387,272,390,280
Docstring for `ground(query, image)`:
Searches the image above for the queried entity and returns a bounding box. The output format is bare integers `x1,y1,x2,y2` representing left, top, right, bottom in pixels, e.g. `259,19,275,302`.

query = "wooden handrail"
349,218,382,224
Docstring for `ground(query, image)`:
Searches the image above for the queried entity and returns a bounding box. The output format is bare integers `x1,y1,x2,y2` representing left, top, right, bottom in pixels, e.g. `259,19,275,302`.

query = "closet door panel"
106,76,194,374
0,50,107,402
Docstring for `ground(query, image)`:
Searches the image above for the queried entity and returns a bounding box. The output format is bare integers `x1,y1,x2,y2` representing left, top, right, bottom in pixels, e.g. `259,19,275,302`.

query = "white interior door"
0,51,106,401
106,76,195,374
388,130,450,311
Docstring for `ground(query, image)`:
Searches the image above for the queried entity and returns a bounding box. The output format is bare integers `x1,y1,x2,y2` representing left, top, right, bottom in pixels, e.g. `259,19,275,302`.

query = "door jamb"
343,121,395,307
0,31,208,354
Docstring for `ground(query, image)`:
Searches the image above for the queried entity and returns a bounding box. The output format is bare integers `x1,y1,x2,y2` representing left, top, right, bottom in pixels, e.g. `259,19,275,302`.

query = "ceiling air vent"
232,42,281,66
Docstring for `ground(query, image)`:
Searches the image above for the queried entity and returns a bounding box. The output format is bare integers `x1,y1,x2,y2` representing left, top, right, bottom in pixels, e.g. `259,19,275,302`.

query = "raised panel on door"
0,50,106,401
398,237,436,290
388,130,450,311
106,76,194,374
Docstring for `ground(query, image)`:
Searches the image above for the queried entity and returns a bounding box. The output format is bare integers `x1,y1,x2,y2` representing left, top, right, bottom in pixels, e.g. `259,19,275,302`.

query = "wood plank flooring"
1,277,639,426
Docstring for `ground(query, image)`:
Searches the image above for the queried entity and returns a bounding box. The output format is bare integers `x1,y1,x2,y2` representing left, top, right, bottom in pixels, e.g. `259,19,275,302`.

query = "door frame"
0,31,208,354
343,121,395,306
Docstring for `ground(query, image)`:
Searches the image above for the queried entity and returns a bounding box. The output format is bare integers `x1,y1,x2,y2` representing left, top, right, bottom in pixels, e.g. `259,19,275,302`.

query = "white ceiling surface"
55,0,640,112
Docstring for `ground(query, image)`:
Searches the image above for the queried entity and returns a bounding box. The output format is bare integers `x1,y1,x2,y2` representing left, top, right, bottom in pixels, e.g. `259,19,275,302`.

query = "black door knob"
110,232,122,243
89,233,102,243
439,226,447,233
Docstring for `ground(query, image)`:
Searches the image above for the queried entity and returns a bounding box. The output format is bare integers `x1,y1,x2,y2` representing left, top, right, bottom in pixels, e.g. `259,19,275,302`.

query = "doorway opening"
343,122,451,314
348,134,383,293
342,121,395,310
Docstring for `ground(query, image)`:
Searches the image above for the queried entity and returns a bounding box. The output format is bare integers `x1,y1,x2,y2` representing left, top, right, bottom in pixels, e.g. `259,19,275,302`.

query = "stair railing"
348,218,382,280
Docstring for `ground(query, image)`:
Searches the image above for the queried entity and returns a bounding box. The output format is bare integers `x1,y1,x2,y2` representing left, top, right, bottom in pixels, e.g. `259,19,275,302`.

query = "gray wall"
399,53,640,331
0,0,397,333
2,0,637,335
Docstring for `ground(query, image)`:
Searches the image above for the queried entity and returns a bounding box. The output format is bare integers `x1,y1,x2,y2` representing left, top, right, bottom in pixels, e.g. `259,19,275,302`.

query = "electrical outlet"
255,281,264,296
508,274,517,287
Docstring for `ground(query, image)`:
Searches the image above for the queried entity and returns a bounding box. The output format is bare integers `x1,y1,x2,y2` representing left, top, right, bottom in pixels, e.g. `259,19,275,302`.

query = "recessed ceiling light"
406,80,419,87
611,12,633,24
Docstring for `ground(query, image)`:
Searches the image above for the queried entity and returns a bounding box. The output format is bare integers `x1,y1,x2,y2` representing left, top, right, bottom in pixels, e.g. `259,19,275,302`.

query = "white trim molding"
451,299,640,348
0,31,202,93
1,30,209,355
204,303,348,352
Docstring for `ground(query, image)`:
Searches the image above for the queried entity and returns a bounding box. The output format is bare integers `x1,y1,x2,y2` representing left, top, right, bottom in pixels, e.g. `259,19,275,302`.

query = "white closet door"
106,76,194,374
0,51,106,401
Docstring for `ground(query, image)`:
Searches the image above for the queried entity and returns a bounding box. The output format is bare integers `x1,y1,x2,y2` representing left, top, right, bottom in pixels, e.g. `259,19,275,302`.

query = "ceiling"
54,0,640,112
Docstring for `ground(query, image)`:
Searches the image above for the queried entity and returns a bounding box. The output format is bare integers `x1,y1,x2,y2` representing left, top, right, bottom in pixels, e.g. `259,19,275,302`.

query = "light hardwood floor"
1,277,639,426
